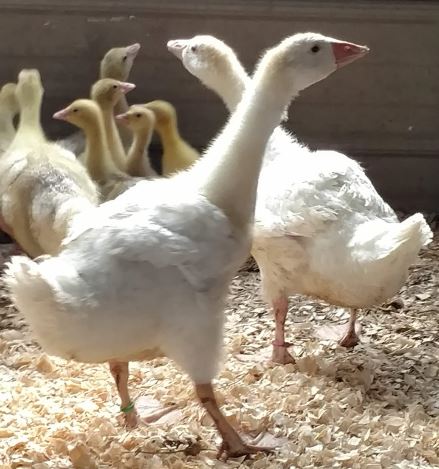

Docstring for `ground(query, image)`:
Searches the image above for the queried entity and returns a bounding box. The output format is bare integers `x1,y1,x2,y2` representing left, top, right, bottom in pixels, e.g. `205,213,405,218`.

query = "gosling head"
256,32,369,93
53,99,101,131
143,100,177,127
91,78,135,109
100,43,141,81
115,105,156,132
15,69,44,109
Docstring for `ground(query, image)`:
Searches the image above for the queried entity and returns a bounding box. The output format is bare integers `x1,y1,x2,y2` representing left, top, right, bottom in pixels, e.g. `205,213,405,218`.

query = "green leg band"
121,401,135,413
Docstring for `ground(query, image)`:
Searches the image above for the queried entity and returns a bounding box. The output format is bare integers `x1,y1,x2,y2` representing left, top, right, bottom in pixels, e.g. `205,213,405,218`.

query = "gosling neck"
114,94,129,115
155,117,181,156
82,113,116,182
97,101,127,171
126,126,154,177
0,106,16,141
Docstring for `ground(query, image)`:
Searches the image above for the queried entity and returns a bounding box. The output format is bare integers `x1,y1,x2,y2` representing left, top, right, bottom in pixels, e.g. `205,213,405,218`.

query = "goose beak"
332,41,369,68
126,43,141,58
53,107,70,120
167,39,189,60
119,82,136,94
115,113,129,124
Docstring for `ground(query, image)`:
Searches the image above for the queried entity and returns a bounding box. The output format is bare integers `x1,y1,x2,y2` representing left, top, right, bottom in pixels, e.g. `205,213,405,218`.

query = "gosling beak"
332,41,369,68
119,82,136,94
126,43,141,58
167,39,189,60
53,107,70,120
115,113,129,125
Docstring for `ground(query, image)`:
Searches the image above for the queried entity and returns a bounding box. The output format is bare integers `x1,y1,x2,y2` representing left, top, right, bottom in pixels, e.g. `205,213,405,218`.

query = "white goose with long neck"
169,33,432,364
4,33,366,459
191,33,363,229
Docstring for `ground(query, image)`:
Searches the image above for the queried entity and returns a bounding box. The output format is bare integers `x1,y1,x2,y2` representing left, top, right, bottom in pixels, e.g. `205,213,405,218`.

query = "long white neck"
192,58,297,230
202,56,250,112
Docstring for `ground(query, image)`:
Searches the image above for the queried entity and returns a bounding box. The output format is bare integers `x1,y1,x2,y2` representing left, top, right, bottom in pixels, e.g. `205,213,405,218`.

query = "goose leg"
195,383,273,460
108,360,177,428
271,296,294,364
108,360,138,428
338,309,360,348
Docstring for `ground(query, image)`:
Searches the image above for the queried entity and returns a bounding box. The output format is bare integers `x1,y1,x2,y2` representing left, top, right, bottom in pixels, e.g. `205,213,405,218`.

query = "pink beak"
167,39,188,60
332,41,369,68
126,43,141,58
53,107,70,120
115,113,129,124
119,82,136,94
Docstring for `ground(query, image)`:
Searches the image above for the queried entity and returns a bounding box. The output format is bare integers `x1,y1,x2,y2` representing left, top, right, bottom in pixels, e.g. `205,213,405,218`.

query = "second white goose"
168,34,432,364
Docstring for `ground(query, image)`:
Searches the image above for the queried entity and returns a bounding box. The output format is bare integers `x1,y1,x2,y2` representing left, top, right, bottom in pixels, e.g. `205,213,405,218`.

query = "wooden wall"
0,0,438,211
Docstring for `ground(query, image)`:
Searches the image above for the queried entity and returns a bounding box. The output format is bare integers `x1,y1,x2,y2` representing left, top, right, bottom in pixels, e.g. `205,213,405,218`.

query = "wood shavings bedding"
0,233,438,468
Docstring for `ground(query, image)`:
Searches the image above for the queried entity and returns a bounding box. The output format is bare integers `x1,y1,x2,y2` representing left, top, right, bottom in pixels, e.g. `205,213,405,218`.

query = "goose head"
100,43,141,81
257,32,369,94
16,69,44,110
115,105,156,132
167,35,239,88
91,78,135,109
53,99,102,130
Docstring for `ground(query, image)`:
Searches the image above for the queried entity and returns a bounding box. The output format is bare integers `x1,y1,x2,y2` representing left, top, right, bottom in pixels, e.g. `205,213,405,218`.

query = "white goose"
168,35,432,364
5,33,367,457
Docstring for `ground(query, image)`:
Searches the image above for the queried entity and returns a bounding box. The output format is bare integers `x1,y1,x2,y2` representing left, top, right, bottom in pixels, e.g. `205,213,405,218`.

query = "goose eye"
191,45,197,52
311,45,320,53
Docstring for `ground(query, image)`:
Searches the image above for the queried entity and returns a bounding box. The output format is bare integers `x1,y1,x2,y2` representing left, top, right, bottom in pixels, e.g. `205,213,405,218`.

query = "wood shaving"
0,232,438,468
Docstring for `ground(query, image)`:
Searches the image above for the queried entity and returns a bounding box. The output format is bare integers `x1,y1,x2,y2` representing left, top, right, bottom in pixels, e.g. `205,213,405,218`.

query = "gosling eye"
135,113,141,118
311,45,320,53
122,55,128,62
190,45,197,52
72,108,78,113
112,85,118,89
